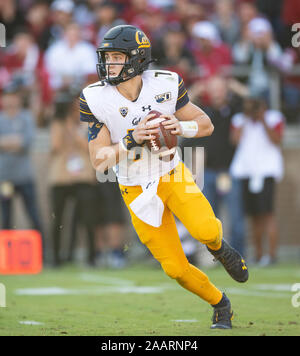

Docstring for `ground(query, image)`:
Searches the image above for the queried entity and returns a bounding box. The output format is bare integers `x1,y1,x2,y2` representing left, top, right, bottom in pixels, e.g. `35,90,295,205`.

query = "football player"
79,25,248,329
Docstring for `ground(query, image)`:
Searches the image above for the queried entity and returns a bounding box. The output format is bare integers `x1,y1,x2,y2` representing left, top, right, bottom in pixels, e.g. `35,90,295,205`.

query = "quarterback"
79,25,248,329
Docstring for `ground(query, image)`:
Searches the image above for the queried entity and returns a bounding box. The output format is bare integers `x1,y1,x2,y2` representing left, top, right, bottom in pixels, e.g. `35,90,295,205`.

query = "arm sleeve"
79,91,98,123
176,75,189,111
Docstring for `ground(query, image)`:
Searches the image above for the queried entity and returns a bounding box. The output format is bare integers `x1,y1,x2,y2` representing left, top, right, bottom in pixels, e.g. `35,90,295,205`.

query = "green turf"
0,263,299,336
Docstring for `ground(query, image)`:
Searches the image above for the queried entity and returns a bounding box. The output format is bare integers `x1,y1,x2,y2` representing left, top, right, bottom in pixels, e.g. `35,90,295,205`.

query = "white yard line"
15,285,174,296
14,281,295,298
19,321,44,326
78,273,135,286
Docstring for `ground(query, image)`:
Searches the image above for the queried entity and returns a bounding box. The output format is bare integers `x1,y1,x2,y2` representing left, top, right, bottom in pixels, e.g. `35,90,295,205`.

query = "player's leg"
161,163,222,250
120,183,223,305
164,163,248,283
121,182,234,328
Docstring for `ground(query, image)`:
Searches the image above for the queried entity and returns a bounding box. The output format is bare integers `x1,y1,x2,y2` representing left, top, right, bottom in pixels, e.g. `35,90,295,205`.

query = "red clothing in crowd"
2,50,52,105
282,0,300,26
192,43,232,79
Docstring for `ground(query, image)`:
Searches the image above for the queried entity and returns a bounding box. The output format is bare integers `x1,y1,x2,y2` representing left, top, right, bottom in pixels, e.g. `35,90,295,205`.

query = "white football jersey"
81,69,189,186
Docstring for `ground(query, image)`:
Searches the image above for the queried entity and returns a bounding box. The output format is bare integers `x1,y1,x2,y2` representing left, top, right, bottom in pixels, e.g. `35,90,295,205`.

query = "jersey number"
154,71,172,77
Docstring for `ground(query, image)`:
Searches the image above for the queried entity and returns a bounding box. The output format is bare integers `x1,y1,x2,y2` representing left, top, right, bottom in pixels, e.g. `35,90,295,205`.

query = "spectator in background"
122,0,152,24
166,0,206,29
230,97,285,266
45,22,97,92
26,0,52,51
255,0,284,46
190,21,232,80
237,0,258,31
89,1,125,46
133,7,166,47
49,93,96,267
0,85,45,255
182,76,246,256
279,46,300,123
211,0,240,46
73,0,103,28
281,0,300,48
233,17,282,100
152,24,197,86
0,0,25,45
48,0,75,44
0,30,52,125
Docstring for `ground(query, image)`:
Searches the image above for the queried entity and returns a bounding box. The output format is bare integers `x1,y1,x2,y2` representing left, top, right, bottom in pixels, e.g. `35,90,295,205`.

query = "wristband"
121,130,144,151
179,121,198,138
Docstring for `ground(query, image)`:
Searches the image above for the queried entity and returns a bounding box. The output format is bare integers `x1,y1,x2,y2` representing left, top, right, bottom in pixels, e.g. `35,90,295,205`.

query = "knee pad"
161,260,189,280
195,217,222,244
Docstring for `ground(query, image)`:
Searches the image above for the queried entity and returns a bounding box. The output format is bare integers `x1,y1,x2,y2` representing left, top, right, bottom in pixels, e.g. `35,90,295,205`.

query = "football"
145,110,177,160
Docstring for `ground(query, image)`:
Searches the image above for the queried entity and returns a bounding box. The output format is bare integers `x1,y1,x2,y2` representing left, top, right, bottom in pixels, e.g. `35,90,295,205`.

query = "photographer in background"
230,97,285,266
232,17,282,100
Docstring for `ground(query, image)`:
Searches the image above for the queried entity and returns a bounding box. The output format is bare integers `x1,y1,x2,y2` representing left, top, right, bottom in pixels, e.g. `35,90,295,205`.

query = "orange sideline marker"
0,230,42,275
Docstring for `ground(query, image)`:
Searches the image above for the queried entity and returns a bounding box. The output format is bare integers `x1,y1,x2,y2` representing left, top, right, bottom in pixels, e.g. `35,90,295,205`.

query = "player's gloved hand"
160,115,183,135
132,113,160,144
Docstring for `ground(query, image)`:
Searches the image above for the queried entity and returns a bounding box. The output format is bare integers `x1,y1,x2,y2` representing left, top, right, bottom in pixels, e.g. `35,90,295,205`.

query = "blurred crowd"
0,0,299,268
1,0,300,123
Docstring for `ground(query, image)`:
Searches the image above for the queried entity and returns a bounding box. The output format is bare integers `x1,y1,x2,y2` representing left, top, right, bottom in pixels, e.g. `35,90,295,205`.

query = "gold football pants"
119,162,223,305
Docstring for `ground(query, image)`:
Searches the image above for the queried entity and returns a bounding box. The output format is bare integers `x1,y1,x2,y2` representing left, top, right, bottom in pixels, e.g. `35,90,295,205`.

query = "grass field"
0,262,300,336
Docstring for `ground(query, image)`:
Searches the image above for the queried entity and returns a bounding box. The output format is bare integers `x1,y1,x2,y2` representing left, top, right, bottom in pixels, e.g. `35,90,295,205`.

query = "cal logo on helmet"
135,31,150,48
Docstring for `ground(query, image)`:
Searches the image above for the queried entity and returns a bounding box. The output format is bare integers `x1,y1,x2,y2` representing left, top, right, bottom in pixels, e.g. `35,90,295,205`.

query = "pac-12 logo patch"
119,107,128,117
155,92,171,103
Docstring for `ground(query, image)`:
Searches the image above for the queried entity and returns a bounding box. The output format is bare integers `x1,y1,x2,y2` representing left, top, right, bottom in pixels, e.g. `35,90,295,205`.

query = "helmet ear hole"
140,49,145,56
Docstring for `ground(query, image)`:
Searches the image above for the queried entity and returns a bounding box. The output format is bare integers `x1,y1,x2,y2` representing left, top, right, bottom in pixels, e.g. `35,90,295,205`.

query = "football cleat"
211,294,233,329
207,240,249,283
